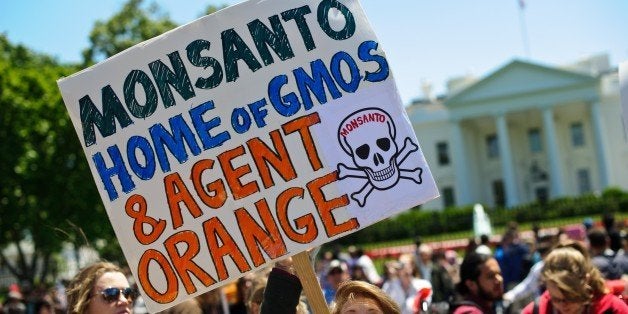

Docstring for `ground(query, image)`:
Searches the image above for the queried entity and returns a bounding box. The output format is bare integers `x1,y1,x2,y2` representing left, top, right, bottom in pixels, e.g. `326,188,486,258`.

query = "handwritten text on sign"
58,0,438,311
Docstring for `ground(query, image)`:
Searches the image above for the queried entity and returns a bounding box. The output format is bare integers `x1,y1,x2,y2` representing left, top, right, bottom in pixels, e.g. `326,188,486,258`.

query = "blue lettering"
189,100,231,150
248,99,269,128
149,115,202,173
127,136,156,180
93,146,136,201
358,40,389,82
294,59,342,110
268,74,301,117
231,107,251,134
330,51,361,93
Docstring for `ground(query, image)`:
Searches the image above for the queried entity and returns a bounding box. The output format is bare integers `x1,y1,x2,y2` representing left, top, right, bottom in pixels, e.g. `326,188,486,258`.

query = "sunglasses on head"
95,287,138,303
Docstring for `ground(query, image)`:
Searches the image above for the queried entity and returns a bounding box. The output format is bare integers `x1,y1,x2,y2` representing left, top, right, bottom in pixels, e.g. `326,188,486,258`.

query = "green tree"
202,4,229,16
81,0,177,65
0,1,232,286
81,0,229,65
0,34,115,286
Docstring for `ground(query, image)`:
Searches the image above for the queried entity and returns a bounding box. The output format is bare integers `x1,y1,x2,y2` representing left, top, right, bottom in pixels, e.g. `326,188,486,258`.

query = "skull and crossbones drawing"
336,108,423,207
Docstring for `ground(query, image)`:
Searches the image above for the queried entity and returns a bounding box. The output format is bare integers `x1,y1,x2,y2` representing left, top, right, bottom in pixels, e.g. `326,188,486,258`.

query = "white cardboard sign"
58,0,438,311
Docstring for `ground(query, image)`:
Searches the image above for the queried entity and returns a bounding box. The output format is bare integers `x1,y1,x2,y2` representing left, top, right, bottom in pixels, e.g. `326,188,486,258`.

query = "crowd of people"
0,282,65,314
1,214,626,314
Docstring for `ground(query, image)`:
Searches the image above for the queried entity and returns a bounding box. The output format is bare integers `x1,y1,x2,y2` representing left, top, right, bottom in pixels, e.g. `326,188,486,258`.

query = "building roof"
445,59,598,108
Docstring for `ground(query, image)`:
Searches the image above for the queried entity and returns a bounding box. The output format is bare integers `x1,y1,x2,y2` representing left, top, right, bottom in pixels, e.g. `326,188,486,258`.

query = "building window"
486,134,499,159
436,142,450,166
571,122,585,147
577,168,591,194
442,186,455,208
528,128,542,153
492,179,505,207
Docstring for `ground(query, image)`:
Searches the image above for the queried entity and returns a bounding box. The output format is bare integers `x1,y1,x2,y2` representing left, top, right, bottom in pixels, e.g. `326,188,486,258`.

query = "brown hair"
331,280,400,314
66,262,122,314
541,241,607,303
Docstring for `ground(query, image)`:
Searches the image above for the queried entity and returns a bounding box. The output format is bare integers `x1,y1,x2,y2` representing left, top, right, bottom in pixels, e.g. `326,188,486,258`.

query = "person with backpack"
449,252,504,314
521,240,628,314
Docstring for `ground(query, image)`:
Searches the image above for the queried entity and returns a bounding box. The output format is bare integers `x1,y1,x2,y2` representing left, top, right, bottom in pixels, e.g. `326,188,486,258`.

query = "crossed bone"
337,137,423,207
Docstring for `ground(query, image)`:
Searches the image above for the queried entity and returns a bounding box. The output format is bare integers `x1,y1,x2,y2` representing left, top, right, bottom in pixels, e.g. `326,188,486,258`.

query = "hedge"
333,187,627,245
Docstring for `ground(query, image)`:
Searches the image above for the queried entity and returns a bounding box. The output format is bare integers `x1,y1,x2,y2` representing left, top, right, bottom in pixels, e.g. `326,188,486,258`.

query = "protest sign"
58,0,439,311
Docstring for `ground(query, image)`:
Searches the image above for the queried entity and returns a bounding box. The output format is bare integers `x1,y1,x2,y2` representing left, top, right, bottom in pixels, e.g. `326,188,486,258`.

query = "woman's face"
546,281,586,314
86,271,134,314
339,296,383,314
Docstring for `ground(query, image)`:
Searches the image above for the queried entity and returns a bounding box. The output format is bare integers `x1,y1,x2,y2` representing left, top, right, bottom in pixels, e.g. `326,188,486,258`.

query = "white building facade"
408,55,628,210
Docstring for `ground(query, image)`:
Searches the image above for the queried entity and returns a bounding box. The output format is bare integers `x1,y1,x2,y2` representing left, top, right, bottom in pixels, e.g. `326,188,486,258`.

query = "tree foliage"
81,0,228,65
81,0,177,65
202,4,229,17
0,0,230,285
0,34,117,285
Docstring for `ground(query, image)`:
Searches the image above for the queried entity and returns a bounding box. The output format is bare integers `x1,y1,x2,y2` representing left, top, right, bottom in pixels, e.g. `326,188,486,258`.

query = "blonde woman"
66,262,137,314
332,280,401,314
522,241,628,314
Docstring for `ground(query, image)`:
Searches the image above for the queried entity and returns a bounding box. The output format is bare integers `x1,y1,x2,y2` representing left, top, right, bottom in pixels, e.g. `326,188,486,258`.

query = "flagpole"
518,0,531,59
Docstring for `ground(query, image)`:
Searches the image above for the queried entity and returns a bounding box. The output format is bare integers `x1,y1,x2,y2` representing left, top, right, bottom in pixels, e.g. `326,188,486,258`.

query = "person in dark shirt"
602,213,622,254
494,228,529,290
587,228,622,280
450,252,504,314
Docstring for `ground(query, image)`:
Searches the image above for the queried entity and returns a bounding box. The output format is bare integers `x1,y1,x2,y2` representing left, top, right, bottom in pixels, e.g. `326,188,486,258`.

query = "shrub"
333,188,627,245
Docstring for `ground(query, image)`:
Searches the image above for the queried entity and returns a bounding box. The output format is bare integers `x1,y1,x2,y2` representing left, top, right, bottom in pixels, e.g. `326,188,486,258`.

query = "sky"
1,0,627,105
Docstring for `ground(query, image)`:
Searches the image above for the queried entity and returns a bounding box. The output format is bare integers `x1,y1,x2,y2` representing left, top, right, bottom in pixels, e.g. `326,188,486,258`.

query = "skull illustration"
338,108,400,189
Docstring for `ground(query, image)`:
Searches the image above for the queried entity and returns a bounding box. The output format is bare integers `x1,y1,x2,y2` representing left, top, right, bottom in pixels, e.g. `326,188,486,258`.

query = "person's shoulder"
592,253,612,262
521,301,535,314
515,242,529,253
521,298,548,314
451,304,484,314
521,291,551,314
593,292,628,311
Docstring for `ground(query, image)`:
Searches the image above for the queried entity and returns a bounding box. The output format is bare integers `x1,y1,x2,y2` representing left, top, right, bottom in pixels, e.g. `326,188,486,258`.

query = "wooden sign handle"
292,251,330,314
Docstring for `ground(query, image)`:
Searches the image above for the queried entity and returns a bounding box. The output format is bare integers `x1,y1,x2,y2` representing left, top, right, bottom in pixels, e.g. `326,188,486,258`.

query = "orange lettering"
164,230,216,294
125,194,166,244
164,172,203,229
282,112,323,171
217,146,260,200
202,217,251,281
137,249,178,304
247,130,296,189
235,199,287,267
276,187,318,243
307,171,358,237
191,159,227,209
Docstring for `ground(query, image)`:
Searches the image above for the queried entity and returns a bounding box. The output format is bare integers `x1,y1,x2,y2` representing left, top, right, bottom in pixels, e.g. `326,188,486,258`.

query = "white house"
407,54,628,210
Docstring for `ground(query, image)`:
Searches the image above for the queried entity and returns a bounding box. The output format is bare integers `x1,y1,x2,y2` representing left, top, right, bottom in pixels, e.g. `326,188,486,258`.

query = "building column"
451,120,471,206
496,114,519,207
590,102,609,189
542,107,565,197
